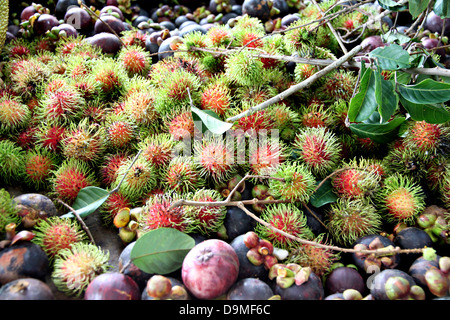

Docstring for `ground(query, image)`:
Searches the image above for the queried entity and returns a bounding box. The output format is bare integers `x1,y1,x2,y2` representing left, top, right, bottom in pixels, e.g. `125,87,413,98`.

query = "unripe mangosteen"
64,7,92,32
325,266,366,296
84,272,141,300
271,271,324,300
33,13,60,36
87,32,122,55
94,15,126,35
0,278,55,300
118,241,152,292
221,207,256,242
181,239,239,300
370,269,425,300
394,227,433,270
230,234,269,281
0,242,49,285
227,278,275,300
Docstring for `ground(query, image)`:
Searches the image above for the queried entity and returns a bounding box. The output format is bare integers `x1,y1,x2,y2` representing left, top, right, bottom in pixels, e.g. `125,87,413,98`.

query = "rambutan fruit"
200,81,232,118
233,14,266,34
206,25,233,47
37,84,86,124
382,144,427,182
287,234,340,277
292,126,342,178
294,63,320,84
99,152,128,187
138,133,177,170
16,124,39,150
267,103,301,141
112,156,158,203
375,173,426,225
9,58,50,99
103,113,137,151
255,203,315,250
0,95,31,133
35,122,66,153
233,28,265,48
0,188,21,233
176,31,209,60
298,102,337,129
193,134,237,183
138,193,190,234
163,156,204,194
326,198,382,246
229,108,276,137
331,158,381,200
61,118,106,163
425,155,449,191
247,138,288,177
268,161,316,203
100,190,133,225
91,57,127,99
3,38,32,59
317,70,357,103
24,147,59,190
50,158,98,205
235,85,278,110
51,242,111,297
165,109,196,141
184,188,226,236
120,30,147,48
64,55,93,80
121,88,160,129
224,48,265,87
439,172,450,210
402,121,449,160
32,216,88,261
118,45,151,76
0,139,26,183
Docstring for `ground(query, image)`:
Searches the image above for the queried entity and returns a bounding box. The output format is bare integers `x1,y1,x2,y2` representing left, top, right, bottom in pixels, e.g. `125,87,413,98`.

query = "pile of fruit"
0,0,449,300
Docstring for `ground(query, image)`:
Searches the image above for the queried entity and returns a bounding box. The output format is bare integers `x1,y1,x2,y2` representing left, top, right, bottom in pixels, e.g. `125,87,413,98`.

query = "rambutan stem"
58,199,96,245
110,150,142,194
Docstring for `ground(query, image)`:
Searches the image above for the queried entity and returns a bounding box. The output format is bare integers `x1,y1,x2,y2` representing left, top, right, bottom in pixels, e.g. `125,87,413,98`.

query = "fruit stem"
57,200,96,245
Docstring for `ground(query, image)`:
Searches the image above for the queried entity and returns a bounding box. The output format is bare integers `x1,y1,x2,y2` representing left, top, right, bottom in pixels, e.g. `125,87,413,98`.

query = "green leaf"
191,105,233,135
349,117,406,143
434,0,450,18
397,79,450,104
348,67,377,122
409,0,429,18
369,44,411,70
374,68,398,123
378,0,408,11
310,179,338,208
399,96,450,124
61,186,110,218
381,30,410,45
130,228,195,274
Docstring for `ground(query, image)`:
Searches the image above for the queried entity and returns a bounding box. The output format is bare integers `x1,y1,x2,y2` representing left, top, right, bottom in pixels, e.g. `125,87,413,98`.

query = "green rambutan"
51,242,111,297
0,188,21,233
267,103,301,141
331,158,381,200
206,25,233,47
32,216,88,260
193,134,237,183
122,88,160,128
61,118,105,163
9,58,50,99
138,133,177,170
50,158,98,205
224,48,265,87
37,84,86,124
269,161,316,203
317,70,357,102
3,38,32,59
375,173,426,224
24,147,59,190
232,14,265,34
118,44,151,76
112,156,158,203
63,55,93,80
91,57,127,99
292,126,342,178
402,120,449,160
184,188,226,236
176,31,209,60
326,198,382,246
163,156,204,194
0,95,31,133
138,193,190,234
425,156,449,191
103,113,137,151
287,233,340,277
235,85,278,110
255,203,315,249
440,172,450,210
298,102,337,129
294,63,320,84
0,139,26,183
382,143,428,181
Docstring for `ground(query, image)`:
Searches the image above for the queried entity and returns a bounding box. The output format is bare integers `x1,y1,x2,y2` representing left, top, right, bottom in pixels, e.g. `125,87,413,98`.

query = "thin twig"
58,199,96,245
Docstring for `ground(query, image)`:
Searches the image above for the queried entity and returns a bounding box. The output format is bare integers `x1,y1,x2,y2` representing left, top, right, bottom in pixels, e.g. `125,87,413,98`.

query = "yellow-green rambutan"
0,139,26,183
163,156,205,194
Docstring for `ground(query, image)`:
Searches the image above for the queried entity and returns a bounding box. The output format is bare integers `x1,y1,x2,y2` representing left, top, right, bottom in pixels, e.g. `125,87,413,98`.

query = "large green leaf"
377,0,408,11
399,96,450,124
61,186,110,218
374,68,398,123
191,106,233,135
369,44,411,70
349,117,406,143
397,79,450,104
310,179,338,208
409,0,430,18
434,0,450,18
130,228,195,274
348,67,378,122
